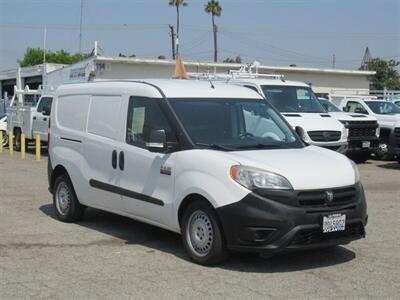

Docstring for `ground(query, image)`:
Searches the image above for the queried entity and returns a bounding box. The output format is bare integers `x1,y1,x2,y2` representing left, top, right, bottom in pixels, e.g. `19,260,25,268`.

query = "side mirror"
342,107,349,112
42,106,51,116
295,126,309,144
146,129,166,152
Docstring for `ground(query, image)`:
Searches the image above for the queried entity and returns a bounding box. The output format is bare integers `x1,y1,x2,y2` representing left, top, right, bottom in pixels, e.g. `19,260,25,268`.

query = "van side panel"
52,94,91,206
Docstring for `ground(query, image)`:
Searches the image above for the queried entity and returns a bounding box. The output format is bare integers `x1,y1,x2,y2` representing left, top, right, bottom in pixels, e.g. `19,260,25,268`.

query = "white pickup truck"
0,113,7,147
7,93,53,151
333,97,400,161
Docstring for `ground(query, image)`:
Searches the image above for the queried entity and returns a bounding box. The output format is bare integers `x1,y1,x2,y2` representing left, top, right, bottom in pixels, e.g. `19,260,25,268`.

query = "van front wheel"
53,175,85,222
182,201,229,265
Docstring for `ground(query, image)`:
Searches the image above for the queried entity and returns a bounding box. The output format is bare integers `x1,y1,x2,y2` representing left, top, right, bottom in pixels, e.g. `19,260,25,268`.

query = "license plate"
322,214,346,233
362,141,371,148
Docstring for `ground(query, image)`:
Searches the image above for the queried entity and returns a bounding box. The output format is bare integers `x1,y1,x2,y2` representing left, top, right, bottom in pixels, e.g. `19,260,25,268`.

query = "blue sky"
0,0,399,70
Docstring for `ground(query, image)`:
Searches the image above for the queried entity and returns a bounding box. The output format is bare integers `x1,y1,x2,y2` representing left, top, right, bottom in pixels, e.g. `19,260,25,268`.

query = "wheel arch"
50,165,71,194
177,193,217,228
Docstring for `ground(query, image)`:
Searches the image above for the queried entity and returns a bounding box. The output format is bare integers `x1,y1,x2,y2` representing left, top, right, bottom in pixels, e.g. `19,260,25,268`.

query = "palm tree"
204,0,222,63
169,0,187,57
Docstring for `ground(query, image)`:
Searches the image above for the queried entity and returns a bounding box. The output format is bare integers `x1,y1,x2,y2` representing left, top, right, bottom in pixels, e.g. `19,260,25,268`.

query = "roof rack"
188,64,284,81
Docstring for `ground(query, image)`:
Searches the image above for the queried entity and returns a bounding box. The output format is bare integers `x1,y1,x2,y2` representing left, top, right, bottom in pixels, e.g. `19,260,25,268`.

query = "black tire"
53,174,85,222
1,130,8,147
375,140,394,161
350,153,370,164
13,129,21,152
181,200,229,265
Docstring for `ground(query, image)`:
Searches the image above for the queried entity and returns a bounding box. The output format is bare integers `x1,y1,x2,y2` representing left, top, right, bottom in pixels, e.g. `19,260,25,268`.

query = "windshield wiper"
237,143,288,149
194,142,234,151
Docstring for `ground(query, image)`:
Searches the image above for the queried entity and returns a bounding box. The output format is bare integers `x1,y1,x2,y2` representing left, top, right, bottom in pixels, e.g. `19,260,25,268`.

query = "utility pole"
43,27,47,86
332,54,336,69
79,0,84,53
169,25,176,60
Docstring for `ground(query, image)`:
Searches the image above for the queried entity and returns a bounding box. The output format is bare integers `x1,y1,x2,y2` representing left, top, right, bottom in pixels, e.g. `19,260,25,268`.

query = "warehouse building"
0,56,375,98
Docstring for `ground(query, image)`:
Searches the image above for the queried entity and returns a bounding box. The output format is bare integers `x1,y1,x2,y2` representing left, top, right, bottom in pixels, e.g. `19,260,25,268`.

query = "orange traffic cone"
174,55,188,80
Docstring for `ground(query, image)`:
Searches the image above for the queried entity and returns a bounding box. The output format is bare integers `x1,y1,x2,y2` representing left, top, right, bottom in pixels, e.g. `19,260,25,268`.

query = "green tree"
18,48,88,67
363,58,400,90
169,0,187,56
204,0,222,63
223,55,242,64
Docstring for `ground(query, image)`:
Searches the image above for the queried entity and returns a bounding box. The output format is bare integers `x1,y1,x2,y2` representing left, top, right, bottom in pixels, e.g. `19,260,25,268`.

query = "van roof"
55,79,263,99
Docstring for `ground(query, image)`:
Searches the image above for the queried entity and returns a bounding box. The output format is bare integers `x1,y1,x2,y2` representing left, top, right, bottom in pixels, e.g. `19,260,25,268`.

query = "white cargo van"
48,80,367,265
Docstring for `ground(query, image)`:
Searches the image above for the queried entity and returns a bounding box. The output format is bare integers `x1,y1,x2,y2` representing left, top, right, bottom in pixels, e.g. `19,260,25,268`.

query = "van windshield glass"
318,99,342,112
168,98,302,150
366,101,400,115
261,85,325,113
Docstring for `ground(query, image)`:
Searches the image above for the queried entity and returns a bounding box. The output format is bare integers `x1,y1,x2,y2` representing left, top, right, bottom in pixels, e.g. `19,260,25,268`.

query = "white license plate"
362,141,371,148
322,214,346,233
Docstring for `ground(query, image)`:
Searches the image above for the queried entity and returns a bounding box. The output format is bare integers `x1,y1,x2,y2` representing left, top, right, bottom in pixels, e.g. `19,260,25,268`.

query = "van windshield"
168,98,302,150
261,85,326,113
318,99,342,112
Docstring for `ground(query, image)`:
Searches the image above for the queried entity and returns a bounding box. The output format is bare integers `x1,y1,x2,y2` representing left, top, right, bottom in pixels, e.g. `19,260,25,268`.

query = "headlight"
342,126,349,140
230,165,293,190
375,127,380,138
350,160,360,183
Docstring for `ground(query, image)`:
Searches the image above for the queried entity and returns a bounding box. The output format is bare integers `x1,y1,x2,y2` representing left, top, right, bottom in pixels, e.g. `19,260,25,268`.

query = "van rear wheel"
182,201,229,265
53,174,85,222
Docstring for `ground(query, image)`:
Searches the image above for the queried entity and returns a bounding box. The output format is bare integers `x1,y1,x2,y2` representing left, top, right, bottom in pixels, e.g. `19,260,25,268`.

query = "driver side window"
346,101,368,114
126,97,176,148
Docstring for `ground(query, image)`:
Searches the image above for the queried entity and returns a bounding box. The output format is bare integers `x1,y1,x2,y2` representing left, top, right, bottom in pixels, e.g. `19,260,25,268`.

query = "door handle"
43,117,47,121
33,116,37,120
112,150,117,169
119,151,124,171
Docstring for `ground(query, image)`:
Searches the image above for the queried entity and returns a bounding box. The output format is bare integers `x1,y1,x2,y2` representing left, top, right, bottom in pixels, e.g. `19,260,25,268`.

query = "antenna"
79,0,84,53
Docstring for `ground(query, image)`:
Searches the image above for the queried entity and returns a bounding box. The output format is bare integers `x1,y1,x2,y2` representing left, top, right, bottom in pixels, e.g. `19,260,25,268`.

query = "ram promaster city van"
48,80,367,265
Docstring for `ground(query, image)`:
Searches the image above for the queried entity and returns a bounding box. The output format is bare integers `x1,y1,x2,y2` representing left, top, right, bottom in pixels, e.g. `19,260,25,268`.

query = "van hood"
282,113,344,132
328,112,377,122
223,145,356,190
375,113,400,128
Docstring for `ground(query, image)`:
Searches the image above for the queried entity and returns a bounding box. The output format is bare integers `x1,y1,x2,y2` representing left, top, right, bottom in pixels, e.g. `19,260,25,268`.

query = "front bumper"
389,128,400,156
216,183,367,253
347,138,379,154
311,142,348,153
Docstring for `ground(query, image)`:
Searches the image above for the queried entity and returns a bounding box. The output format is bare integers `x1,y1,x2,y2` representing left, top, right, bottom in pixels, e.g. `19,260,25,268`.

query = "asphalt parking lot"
0,151,399,299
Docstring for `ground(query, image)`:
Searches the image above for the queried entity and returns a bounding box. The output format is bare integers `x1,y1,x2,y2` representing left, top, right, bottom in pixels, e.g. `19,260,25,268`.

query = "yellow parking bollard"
21,133,26,160
9,132,13,156
0,131,3,153
35,134,41,161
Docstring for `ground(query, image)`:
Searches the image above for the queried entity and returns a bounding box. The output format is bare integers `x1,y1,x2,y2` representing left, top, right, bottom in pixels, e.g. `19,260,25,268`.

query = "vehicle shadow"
376,162,400,170
39,204,356,272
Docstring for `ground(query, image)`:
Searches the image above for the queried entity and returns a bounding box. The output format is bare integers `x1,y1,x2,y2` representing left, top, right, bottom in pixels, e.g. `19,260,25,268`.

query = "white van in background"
190,72,348,153
48,80,367,265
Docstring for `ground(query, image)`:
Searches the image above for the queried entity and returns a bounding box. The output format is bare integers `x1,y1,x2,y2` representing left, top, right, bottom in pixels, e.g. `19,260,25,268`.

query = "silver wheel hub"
56,182,71,215
186,210,213,257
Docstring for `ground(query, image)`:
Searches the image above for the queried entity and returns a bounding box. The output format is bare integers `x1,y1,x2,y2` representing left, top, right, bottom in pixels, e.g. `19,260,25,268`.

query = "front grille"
347,121,378,139
298,186,357,207
308,131,341,142
395,128,400,147
290,222,365,246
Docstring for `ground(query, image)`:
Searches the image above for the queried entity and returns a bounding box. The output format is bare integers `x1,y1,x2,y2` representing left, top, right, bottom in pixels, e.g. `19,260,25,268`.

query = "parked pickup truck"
0,113,7,147
334,97,400,161
318,98,379,163
7,94,53,151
